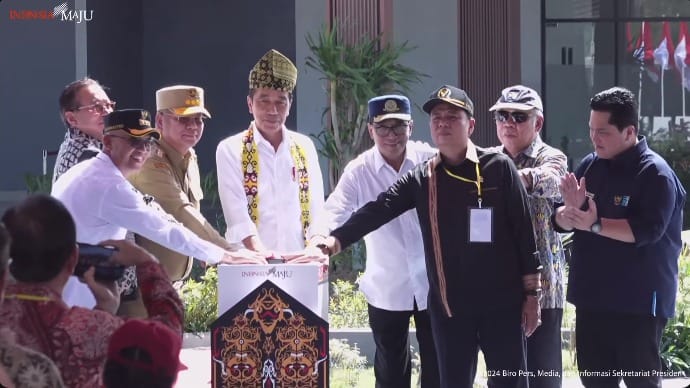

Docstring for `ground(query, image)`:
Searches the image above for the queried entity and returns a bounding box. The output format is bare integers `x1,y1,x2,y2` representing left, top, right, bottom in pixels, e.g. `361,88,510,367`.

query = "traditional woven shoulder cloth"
241,125,311,244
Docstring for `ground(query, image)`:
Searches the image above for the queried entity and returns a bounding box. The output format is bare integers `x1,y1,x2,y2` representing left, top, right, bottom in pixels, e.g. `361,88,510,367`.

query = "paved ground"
176,347,690,388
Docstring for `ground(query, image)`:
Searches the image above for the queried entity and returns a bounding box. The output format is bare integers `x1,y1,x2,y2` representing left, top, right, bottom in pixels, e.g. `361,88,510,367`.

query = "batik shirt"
52,128,102,183
488,136,568,309
0,328,64,388
0,261,183,388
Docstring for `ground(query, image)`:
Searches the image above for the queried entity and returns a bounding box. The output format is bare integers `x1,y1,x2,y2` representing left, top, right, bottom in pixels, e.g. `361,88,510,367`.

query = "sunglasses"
75,101,117,115
108,134,157,151
494,110,531,124
372,122,409,136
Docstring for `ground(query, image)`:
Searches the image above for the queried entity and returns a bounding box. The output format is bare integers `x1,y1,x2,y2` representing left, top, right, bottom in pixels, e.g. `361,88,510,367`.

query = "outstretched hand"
285,246,329,264
221,249,268,265
559,173,587,208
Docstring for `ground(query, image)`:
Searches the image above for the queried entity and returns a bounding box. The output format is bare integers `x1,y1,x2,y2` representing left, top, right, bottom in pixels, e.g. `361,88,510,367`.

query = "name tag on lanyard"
443,162,493,243
469,206,493,243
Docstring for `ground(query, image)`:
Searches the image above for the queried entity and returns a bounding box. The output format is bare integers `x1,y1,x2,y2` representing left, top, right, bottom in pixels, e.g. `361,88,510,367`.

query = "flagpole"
680,69,685,117
638,63,643,120
660,64,665,117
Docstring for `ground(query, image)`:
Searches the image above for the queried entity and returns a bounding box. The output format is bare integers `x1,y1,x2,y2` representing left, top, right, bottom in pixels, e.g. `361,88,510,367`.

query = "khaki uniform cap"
156,85,211,118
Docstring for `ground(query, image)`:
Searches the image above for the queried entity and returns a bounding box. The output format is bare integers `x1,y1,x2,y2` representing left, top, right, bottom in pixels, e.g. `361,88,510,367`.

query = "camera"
74,243,125,281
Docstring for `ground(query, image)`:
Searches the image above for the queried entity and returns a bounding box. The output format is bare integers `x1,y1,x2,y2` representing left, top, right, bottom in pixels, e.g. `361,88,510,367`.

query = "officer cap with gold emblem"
422,85,474,116
156,85,211,118
104,109,161,140
368,95,412,123
248,49,298,93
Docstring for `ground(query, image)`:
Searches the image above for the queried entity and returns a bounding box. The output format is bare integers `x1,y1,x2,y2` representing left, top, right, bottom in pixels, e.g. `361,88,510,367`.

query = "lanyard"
5,294,52,302
443,162,483,207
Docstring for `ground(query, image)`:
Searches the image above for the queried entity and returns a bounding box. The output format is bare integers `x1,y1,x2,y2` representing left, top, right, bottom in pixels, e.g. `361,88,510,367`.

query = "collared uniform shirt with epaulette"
129,139,232,281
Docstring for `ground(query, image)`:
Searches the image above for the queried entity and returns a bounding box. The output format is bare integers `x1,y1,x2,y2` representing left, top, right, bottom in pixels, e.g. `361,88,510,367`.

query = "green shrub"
25,173,52,194
329,276,369,328
180,266,218,333
329,338,366,387
660,231,690,374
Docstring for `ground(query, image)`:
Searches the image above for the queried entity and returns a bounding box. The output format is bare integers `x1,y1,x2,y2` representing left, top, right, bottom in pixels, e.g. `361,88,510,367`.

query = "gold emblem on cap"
438,88,451,98
383,99,399,113
139,119,151,127
185,89,201,107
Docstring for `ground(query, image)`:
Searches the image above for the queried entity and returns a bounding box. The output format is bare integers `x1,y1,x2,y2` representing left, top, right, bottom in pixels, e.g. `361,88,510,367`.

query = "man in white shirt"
314,95,439,388
216,49,325,256
52,109,265,307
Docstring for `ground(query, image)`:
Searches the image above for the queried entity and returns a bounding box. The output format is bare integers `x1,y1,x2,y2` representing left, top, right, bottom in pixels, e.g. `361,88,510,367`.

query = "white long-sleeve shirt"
216,124,325,252
314,141,437,311
51,152,226,307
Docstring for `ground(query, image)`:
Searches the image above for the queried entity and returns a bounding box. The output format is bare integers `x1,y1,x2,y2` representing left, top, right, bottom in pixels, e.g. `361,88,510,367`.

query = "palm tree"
306,25,426,191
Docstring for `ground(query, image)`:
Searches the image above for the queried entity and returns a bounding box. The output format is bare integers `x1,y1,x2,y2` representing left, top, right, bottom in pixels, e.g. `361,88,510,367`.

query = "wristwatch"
590,217,602,234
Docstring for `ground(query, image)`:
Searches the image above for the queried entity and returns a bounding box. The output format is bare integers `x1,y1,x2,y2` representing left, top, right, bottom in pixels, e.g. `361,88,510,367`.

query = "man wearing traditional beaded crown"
216,49,326,258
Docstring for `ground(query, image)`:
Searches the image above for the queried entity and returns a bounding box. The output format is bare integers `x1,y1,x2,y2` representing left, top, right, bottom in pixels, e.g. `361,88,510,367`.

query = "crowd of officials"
0,47,684,388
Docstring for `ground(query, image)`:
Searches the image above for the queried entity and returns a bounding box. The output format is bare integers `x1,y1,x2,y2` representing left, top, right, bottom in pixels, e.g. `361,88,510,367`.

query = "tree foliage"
305,25,426,191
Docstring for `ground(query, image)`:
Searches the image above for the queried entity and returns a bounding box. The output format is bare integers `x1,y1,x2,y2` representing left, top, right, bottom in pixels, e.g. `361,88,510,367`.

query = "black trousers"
526,308,563,388
368,302,440,388
576,309,668,388
429,303,528,388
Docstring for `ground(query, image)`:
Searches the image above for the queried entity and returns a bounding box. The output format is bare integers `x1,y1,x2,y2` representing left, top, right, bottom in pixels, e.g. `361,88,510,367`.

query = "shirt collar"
372,144,416,173
433,140,480,169
96,151,127,179
612,135,647,166
68,127,100,143
496,135,543,160
156,139,195,171
520,135,543,159
466,140,480,163
251,121,288,149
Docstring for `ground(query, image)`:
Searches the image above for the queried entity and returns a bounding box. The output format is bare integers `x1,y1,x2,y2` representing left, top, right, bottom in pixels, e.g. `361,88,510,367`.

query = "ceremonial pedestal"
212,269,329,388
217,263,328,320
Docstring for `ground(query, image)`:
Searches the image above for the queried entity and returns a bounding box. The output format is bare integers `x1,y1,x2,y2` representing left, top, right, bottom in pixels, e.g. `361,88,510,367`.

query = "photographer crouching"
0,194,184,388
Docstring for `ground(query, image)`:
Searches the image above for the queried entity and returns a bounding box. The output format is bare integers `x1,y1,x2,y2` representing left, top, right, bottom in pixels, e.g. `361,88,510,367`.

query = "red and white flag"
674,21,690,90
653,21,675,70
634,22,659,82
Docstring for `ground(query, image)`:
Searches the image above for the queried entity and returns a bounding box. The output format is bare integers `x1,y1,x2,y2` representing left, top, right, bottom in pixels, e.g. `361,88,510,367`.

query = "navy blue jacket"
565,137,686,318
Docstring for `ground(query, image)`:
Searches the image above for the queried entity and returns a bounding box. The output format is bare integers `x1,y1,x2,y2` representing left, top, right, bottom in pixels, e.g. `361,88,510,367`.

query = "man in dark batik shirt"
53,77,115,182
315,85,541,388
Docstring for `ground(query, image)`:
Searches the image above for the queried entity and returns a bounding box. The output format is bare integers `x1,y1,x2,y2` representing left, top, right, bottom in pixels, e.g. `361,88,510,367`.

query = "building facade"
1,0,688,198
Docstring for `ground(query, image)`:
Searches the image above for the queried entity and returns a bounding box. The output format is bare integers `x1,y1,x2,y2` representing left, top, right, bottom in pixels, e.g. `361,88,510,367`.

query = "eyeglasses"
372,122,409,136
494,110,531,124
165,112,205,126
108,134,157,151
75,101,116,115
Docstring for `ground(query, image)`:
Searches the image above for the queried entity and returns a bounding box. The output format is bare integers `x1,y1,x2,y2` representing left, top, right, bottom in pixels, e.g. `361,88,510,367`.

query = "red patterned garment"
0,261,183,388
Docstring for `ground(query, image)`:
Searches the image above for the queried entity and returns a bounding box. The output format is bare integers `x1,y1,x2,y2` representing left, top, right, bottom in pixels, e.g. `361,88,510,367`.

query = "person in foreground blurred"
0,194,184,388
103,319,185,388
0,223,64,388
